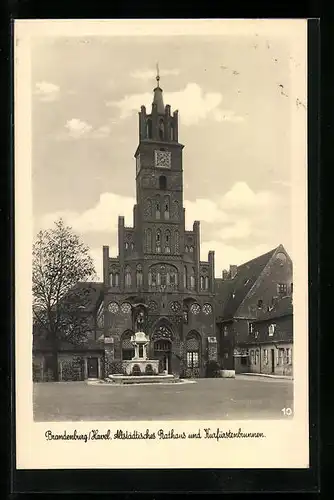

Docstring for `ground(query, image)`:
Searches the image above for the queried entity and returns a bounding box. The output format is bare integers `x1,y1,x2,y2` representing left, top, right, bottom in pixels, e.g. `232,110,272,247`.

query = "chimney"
222,269,229,280
230,265,238,279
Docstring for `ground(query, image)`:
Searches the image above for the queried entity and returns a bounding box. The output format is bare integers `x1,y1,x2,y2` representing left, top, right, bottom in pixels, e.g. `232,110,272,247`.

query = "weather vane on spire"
156,62,160,87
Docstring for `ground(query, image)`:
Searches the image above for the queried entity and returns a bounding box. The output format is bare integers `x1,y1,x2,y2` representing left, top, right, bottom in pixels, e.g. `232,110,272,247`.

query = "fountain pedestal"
122,331,159,376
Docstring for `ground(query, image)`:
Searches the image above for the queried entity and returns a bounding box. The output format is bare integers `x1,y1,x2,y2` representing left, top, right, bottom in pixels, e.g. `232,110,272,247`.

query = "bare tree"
32,218,96,381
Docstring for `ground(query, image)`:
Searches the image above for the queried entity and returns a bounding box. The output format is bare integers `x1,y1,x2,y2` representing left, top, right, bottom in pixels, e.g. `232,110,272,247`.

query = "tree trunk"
50,336,59,382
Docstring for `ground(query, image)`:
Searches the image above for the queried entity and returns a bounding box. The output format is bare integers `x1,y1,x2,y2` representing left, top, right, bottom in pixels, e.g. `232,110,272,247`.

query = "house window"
278,348,284,365
277,283,288,296
223,326,228,337
224,352,229,359
255,350,259,365
286,348,292,364
248,322,254,335
250,350,255,364
264,349,268,365
291,283,293,294
241,357,247,366
268,323,276,336
257,299,263,308
187,351,199,368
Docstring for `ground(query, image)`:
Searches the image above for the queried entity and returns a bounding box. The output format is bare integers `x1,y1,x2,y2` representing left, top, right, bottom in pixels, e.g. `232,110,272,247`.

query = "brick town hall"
33,72,294,381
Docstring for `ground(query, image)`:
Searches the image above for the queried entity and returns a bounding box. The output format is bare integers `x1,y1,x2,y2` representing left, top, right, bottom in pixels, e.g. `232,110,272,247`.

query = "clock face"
155,150,171,169
108,302,119,314
202,303,212,315
121,302,131,314
170,301,181,313
190,303,201,315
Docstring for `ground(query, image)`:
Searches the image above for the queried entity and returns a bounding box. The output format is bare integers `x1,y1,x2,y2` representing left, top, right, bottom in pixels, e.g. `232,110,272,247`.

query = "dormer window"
268,323,276,336
248,322,254,334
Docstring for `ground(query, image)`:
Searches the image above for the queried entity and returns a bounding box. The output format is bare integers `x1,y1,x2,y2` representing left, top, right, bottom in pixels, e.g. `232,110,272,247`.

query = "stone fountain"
105,304,176,384
122,331,160,375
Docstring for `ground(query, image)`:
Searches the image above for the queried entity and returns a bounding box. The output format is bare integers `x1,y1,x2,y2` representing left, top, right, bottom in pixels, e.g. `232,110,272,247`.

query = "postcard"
15,19,308,469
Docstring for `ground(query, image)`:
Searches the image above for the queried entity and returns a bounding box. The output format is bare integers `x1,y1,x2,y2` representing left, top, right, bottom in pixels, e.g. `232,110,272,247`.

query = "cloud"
184,198,228,227
219,181,279,211
107,83,243,126
213,109,245,123
65,118,93,139
37,192,136,234
218,219,252,240
34,81,60,102
201,240,274,276
130,68,180,80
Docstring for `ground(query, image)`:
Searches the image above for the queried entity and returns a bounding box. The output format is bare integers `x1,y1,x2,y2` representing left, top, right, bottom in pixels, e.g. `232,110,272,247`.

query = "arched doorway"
185,331,201,378
152,325,173,374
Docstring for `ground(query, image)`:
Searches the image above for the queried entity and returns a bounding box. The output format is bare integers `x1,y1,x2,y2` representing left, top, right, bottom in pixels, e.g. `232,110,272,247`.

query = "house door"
87,357,99,378
270,349,275,374
154,340,172,374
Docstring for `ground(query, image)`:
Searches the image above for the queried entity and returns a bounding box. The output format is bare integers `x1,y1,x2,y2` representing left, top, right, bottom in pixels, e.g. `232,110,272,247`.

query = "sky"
31,29,300,280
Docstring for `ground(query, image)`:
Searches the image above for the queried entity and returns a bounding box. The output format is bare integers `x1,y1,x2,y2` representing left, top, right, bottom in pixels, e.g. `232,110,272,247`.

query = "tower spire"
152,62,165,114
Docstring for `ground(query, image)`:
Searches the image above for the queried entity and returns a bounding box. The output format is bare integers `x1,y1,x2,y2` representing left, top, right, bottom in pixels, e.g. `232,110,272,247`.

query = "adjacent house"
216,244,293,376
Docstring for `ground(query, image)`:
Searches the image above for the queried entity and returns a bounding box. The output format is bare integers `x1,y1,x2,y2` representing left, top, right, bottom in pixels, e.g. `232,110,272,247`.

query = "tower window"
165,230,171,253
190,268,196,290
125,266,132,288
159,119,164,140
159,175,167,190
156,229,161,253
146,118,152,139
146,229,152,253
164,195,170,220
156,195,161,219
171,122,174,141
205,276,209,290
200,276,204,290
136,264,143,287
183,266,187,289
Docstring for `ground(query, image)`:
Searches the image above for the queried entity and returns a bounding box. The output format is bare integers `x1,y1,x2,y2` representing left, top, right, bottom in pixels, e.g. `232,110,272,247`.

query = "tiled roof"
254,296,293,322
216,246,279,320
33,336,104,352
62,281,104,313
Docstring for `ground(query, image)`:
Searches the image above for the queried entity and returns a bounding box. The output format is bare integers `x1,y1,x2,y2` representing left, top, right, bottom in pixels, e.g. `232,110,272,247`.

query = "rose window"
190,303,201,315
108,302,119,314
202,304,213,315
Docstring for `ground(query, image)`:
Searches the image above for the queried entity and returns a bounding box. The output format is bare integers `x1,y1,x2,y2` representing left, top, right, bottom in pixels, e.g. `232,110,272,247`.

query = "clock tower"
133,71,184,260
102,68,217,379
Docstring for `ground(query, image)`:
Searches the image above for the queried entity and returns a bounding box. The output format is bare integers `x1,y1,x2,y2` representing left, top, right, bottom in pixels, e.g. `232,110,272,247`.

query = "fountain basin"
122,359,160,375
107,373,177,384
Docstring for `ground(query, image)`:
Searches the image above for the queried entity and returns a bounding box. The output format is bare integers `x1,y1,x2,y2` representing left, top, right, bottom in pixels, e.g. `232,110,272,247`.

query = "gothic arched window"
136,264,143,287
190,268,196,290
205,276,209,290
170,121,174,141
200,276,204,290
146,118,152,139
184,266,188,289
164,195,170,220
156,229,161,253
173,200,179,220
146,229,152,252
174,230,180,253
159,175,167,190
155,195,161,219
165,229,171,253
185,245,189,253
159,119,164,140
125,266,132,288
